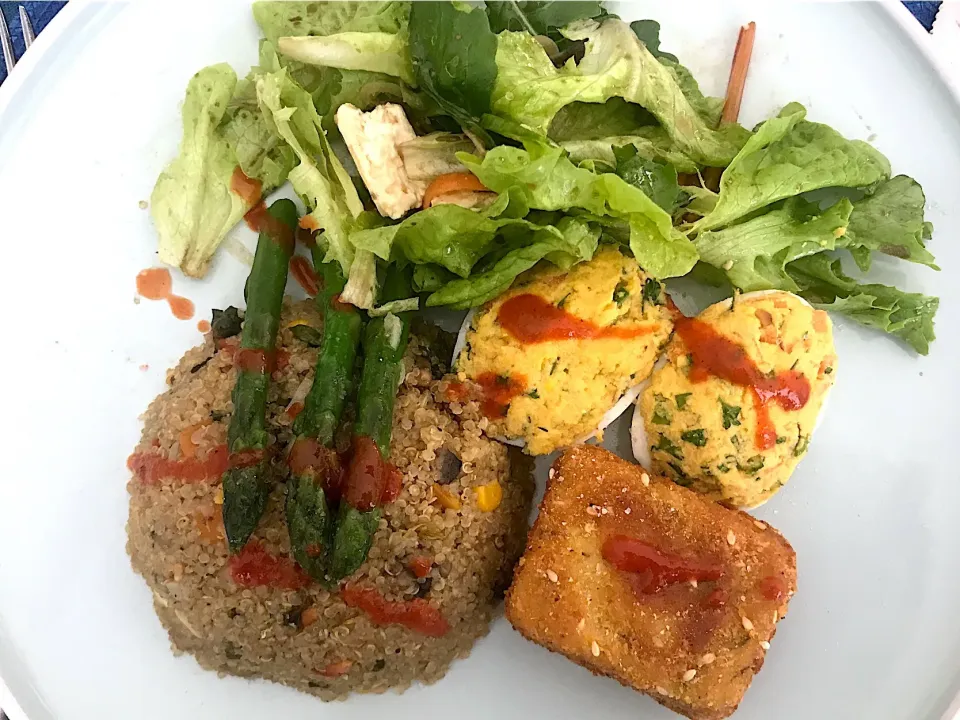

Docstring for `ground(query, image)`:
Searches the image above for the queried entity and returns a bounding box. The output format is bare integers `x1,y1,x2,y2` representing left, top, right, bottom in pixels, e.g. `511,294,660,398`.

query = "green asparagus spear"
222,199,297,553
328,266,413,581
286,242,365,579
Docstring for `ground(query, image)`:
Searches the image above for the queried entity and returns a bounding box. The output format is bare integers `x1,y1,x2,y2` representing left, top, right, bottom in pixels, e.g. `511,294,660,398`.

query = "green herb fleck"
824,366,833,375
612,282,630,306
737,455,765,473
550,358,560,375
717,463,730,473
651,402,672,425
654,434,683,460
681,429,707,447
668,462,693,487
720,399,741,429
642,278,663,307
775,436,787,444
557,292,572,309
527,388,540,399
675,393,692,410
794,434,810,457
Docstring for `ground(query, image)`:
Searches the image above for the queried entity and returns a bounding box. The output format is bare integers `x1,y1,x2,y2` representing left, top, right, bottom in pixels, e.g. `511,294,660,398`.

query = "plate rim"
1,2,959,719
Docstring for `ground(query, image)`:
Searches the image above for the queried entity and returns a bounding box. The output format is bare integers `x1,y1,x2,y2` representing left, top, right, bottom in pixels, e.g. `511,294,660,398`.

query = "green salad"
151,0,939,354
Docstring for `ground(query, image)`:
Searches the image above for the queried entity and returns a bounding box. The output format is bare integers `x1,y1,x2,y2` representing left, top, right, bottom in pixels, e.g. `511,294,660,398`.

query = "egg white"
629,290,834,490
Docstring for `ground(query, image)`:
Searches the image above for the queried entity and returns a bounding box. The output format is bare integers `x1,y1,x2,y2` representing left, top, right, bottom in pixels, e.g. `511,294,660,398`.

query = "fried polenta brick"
505,445,796,720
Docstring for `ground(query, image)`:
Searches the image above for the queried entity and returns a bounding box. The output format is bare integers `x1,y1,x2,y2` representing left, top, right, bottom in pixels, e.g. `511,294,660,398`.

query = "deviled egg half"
451,246,674,455
631,290,837,508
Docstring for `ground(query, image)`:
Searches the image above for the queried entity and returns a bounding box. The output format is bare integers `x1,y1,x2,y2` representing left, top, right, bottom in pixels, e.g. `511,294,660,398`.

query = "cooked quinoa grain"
127,301,534,699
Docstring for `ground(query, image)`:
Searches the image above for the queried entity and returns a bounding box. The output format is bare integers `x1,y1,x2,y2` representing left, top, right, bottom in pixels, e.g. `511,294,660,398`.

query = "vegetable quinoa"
127,302,534,698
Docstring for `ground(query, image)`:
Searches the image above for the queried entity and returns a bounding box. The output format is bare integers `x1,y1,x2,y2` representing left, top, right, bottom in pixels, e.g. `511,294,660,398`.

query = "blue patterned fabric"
0,2,67,85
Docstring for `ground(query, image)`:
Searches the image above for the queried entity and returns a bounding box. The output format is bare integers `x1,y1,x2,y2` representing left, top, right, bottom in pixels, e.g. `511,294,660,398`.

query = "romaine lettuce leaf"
255,69,376,305
425,217,601,308
349,201,537,277
151,64,249,278
840,174,938,271
787,254,938,355
252,1,409,44
458,143,698,277
694,103,891,233
491,19,748,166
547,98,656,141
277,32,414,85
560,132,698,174
253,2,423,131
695,197,853,292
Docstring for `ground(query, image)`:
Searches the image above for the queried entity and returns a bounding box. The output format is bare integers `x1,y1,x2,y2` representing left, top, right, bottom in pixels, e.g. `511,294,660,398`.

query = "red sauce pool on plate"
136,267,195,320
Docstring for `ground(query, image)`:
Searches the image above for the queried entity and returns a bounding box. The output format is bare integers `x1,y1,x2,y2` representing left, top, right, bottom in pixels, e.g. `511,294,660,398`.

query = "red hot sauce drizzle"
340,584,449,637
229,541,310,590
230,166,263,207
127,444,228,485
475,372,527,419
497,293,656,344
339,436,404,511
602,534,724,593
674,317,810,450
290,255,320,296
243,201,295,256
236,348,277,374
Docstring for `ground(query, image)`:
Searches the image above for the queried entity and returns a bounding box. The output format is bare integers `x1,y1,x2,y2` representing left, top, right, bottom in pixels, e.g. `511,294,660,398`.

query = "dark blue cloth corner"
903,1,942,31
0,2,68,85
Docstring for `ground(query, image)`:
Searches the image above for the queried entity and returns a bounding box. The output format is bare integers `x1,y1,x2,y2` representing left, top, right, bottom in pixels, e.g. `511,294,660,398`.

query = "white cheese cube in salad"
335,103,427,219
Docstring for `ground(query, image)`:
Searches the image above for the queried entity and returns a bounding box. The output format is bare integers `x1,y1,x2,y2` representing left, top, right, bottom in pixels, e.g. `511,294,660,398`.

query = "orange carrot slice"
421,172,489,209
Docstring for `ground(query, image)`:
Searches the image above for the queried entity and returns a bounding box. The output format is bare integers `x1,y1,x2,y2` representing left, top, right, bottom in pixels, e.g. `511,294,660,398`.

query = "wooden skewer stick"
704,21,757,191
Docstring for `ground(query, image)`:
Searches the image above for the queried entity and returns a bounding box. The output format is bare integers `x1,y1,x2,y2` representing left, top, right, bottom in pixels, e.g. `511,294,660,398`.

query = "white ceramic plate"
1,2,959,719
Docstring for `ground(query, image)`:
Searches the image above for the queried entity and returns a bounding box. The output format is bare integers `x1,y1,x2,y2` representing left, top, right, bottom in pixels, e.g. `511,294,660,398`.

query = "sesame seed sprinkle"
656,686,669,696
760,641,771,650
577,618,586,632
549,468,556,479
742,616,754,631
640,473,650,486
722,259,734,270
591,641,600,657
727,530,737,545
682,668,697,682
754,520,767,530
625,508,632,514
699,653,716,666
546,569,559,583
